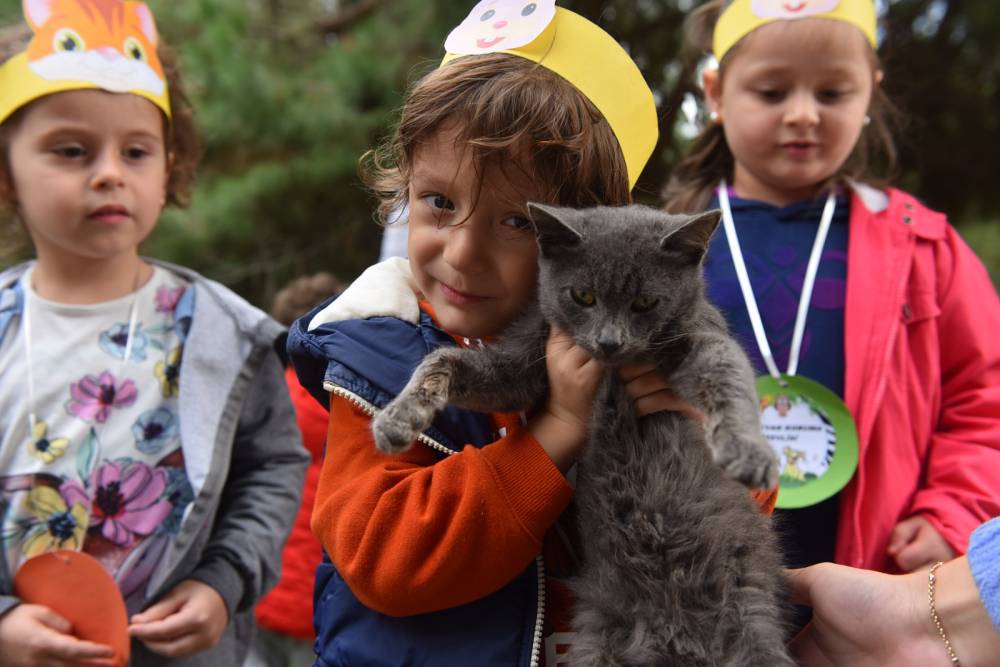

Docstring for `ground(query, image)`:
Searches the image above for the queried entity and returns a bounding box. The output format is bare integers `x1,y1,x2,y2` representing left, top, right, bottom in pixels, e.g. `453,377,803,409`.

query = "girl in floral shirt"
0,2,306,666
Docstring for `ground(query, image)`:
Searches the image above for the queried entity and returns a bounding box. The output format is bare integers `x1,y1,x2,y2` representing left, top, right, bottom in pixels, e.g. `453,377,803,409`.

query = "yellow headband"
442,1,658,189
714,0,877,62
0,0,170,126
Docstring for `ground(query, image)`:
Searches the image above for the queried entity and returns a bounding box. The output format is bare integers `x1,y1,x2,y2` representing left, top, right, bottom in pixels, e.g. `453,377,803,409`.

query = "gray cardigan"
0,260,308,666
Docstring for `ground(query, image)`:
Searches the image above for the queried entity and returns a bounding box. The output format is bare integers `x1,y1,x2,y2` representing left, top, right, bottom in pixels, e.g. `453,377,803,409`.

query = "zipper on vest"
324,382,460,456
530,554,546,667
327,381,549,665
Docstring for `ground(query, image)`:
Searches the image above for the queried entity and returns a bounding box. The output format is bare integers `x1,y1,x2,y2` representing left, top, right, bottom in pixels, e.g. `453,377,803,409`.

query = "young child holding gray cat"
664,0,1000,577
287,2,777,665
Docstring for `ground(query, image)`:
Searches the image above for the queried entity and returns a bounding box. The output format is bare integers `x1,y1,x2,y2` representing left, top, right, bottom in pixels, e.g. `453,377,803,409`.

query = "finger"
894,540,936,573
788,624,837,667
138,632,204,659
619,362,657,383
621,369,669,401
547,326,575,349
43,632,116,661
887,518,920,555
40,658,117,667
129,610,194,643
131,593,185,624
785,567,814,607
31,606,73,634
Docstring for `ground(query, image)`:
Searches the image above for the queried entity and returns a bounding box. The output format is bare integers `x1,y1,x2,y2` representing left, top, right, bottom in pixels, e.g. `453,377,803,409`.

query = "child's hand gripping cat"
372,203,778,492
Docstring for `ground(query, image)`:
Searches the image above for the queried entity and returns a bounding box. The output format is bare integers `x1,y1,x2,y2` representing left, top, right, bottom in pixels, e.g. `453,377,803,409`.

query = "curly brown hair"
361,53,632,225
0,24,200,254
662,0,899,213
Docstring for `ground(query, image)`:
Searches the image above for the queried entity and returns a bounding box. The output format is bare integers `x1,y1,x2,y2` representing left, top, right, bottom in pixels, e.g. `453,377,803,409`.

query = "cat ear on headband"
528,202,584,258
659,209,722,265
23,0,53,30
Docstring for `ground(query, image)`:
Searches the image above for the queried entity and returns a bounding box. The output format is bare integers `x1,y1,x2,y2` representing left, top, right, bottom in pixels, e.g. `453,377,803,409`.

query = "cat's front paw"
372,399,434,454
711,430,780,490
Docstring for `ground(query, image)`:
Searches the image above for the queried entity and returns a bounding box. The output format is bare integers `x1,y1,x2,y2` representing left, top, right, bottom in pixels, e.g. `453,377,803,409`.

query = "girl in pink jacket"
664,0,1000,577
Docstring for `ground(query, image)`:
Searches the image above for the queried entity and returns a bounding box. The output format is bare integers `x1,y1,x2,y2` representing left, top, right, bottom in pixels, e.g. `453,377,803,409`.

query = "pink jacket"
840,186,1000,571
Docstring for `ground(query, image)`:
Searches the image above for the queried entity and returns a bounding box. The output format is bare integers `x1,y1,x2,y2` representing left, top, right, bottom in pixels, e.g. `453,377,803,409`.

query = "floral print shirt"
0,266,194,610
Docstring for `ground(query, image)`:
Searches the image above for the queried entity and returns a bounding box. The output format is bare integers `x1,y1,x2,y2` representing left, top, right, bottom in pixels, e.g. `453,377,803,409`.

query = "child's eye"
421,194,455,212
53,146,86,159
124,146,150,160
756,89,785,102
817,89,846,102
494,215,535,240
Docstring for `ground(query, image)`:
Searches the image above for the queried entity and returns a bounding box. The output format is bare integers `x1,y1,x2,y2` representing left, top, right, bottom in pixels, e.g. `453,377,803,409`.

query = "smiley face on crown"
751,0,840,19
445,0,556,54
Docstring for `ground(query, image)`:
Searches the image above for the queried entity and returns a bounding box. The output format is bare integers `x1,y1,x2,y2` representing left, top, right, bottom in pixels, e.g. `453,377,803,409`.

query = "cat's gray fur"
372,204,792,666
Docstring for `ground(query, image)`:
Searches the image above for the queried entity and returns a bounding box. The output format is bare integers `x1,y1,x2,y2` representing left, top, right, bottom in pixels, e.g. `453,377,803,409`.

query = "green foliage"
959,220,1000,288
145,0,468,305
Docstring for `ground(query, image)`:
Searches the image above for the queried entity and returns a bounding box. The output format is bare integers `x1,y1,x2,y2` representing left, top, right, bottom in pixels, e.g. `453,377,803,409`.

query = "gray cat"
372,203,792,666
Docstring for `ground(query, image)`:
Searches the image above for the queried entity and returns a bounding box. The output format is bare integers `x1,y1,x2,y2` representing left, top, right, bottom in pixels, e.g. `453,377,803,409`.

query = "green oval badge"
756,374,859,510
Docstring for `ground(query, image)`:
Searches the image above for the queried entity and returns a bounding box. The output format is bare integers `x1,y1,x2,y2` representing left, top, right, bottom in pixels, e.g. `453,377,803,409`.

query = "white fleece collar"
848,180,890,214
308,257,421,330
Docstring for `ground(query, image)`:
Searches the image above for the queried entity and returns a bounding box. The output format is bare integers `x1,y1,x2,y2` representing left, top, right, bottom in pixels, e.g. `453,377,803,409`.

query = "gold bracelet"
928,561,961,666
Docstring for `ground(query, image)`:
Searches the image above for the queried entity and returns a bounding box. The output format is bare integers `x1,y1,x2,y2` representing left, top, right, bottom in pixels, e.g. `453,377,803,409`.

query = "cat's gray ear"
528,202,583,257
659,209,722,264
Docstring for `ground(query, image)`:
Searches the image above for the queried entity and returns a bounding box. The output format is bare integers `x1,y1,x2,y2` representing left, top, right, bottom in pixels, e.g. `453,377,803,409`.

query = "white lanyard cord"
717,181,837,380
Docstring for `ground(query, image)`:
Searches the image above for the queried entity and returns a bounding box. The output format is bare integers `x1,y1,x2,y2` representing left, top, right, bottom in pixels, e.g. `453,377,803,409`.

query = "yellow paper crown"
714,0,877,62
442,2,658,189
0,0,170,126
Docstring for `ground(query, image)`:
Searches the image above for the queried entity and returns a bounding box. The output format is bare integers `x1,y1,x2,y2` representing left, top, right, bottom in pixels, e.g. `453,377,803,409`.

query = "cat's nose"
598,340,620,356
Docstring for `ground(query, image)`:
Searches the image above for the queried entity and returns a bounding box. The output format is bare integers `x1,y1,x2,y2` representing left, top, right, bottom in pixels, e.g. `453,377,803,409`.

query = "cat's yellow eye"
123,37,148,62
52,28,86,53
631,296,659,313
571,288,596,307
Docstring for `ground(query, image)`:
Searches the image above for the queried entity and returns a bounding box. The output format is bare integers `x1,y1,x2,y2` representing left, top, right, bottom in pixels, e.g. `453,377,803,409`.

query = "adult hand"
128,580,228,657
787,563,949,667
0,604,116,667
888,515,956,572
619,362,704,422
529,327,604,472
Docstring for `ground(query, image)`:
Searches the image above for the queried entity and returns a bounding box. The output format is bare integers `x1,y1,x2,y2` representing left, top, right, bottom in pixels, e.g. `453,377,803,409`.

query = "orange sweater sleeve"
311,394,573,617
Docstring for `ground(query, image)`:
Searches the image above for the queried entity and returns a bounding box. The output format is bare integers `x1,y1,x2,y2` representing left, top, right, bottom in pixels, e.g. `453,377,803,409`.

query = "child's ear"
0,165,15,213
659,209,721,265
702,67,722,121
527,202,583,258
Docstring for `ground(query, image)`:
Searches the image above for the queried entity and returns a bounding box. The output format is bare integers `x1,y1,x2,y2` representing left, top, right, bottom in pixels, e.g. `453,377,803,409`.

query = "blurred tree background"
1,0,997,307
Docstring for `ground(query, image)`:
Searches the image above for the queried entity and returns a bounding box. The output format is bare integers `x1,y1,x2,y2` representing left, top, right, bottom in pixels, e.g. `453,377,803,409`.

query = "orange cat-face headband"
0,0,170,125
